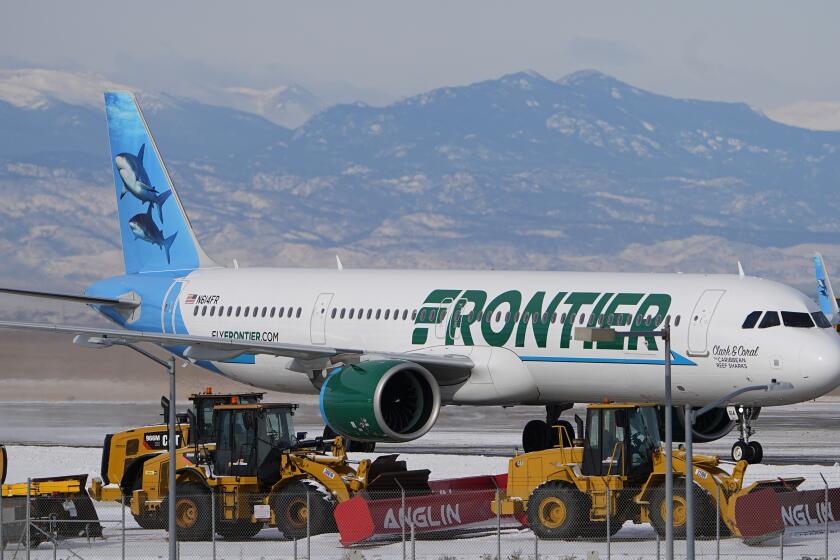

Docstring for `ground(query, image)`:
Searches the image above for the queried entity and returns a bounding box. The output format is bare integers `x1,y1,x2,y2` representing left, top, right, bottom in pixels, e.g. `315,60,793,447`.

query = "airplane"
2,91,840,465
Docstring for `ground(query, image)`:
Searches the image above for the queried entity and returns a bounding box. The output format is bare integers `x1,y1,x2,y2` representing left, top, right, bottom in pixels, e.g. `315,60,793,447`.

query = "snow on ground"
4,446,840,559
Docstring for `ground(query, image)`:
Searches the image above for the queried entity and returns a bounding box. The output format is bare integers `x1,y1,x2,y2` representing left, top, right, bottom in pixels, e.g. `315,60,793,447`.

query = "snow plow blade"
734,481,840,545
2,474,103,548
335,473,520,546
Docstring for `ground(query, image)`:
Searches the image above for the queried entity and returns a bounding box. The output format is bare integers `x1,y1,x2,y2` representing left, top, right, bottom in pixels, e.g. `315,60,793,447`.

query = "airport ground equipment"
89,389,263,510
129,403,429,541
493,403,804,539
0,445,102,549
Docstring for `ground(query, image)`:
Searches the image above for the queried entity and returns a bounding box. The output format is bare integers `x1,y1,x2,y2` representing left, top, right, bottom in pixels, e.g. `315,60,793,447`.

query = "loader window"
582,408,625,477
627,407,658,478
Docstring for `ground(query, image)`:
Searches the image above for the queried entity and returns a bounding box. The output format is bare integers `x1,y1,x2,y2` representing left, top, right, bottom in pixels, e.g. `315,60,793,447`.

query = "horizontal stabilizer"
0,287,139,309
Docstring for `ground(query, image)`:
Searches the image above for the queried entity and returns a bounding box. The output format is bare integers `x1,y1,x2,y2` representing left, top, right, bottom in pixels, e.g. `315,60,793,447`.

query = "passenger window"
376,309,382,320
349,308,355,319
417,309,423,321
411,310,416,320
553,312,559,324
504,312,510,322
402,309,408,320
368,309,373,320
496,311,502,322
227,306,233,317
243,306,250,317
384,309,391,320
270,307,276,318
210,306,216,317
261,307,267,318
296,307,302,318
741,311,761,329
331,308,336,319
812,311,832,328
236,306,241,317
560,313,566,324
279,306,285,317
394,309,399,320
781,311,814,328
758,311,780,329
193,306,199,316
340,308,346,319
287,307,293,318
579,314,586,325
675,315,681,327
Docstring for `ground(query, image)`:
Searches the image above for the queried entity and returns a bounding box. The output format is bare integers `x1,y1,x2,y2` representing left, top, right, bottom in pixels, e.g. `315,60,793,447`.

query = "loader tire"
216,520,264,541
527,481,585,540
133,512,163,530
649,479,717,539
162,483,212,541
271,480,336,540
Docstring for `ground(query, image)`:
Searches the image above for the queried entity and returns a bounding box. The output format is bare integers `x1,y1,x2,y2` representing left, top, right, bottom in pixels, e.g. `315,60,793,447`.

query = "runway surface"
1,399,838,465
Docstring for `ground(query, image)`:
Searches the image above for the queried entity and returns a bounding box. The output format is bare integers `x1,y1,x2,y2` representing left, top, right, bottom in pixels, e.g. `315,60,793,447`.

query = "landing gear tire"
731,441,752,463
748,441,763,464
523,420,552,453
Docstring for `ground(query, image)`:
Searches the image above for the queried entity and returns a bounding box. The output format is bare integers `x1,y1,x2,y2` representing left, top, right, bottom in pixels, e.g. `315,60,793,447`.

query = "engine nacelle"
659,406,736,443
319,360,441,443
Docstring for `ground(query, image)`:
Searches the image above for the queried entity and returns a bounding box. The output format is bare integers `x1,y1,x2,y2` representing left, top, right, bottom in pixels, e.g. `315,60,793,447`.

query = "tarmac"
1,399,838,465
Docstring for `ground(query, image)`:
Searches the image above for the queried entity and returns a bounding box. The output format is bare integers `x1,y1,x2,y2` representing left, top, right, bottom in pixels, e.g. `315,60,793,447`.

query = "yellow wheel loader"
493,402,804,539
89,389,263,529
130,403,429,541
1,445,102,549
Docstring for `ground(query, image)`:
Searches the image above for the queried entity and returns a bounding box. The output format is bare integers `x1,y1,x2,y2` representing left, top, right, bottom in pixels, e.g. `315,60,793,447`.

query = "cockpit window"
812,311,832,328
741,311,762,329
758,311,780,329
781,311,814,328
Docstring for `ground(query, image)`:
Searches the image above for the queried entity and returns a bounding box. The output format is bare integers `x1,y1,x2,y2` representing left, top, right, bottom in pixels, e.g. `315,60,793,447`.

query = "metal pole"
410,522,415,560
211,487,216,560
715,484,720,560
823,474,829,560
306,489,310,560
664,326,674,560
606,485,611,560
395,479,406,560
656,528,660,560
496,487,501,560
534,530,539,560
779,526,784,560
167,358,177,560
25,478,30,560
122,490,126,560
685,404,694,560
1,477,4,560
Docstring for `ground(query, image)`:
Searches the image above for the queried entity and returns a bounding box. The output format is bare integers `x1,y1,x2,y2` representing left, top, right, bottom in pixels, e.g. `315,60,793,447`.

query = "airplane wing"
0,320,474,383
0,287,139,310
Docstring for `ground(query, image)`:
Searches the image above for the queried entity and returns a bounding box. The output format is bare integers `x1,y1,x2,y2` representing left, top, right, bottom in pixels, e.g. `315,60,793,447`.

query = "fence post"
715,484,720,560
821,473,829,560
210,487,216,560
410,521,416,560
1,476,4,560
122,490,126,560
606,486,611,560
25,478,30,560
496,487,501,560
779,526,784,560
395,479,406,560
306,489,310,560
534,530,538,560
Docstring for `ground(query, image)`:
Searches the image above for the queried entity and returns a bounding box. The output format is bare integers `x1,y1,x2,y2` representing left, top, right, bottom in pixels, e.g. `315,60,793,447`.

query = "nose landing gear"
730,406,762,464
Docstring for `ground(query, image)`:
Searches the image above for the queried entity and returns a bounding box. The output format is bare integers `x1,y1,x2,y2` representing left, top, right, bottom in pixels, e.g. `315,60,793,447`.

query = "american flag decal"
185,294,197,304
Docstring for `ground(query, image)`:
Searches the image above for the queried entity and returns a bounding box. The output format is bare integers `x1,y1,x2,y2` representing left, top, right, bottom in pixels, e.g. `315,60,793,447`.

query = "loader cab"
190,391,264,445
581,404,661,480
213,404,298,478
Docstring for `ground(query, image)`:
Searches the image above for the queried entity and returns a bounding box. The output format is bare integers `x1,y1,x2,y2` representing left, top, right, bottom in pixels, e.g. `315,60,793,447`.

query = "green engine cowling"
319,359,441,442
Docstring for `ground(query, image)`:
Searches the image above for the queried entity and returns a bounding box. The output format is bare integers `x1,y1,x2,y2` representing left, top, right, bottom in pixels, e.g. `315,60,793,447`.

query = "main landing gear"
522,403,578,453
729,406,763,464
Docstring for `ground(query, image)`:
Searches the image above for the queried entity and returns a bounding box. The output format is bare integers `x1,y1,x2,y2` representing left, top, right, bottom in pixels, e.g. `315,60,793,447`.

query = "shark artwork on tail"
128,205,177,264
114,143,172,223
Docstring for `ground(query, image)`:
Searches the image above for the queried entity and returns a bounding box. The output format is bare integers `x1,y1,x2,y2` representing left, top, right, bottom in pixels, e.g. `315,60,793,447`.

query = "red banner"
735,487,840,545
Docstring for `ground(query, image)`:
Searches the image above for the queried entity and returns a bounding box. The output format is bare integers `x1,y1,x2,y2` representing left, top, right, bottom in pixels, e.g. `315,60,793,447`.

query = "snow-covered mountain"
218,84,324,128
1,67,839,308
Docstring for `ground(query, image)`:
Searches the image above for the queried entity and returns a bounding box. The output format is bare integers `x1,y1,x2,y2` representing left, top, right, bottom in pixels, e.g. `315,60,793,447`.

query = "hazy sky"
2,1,838,108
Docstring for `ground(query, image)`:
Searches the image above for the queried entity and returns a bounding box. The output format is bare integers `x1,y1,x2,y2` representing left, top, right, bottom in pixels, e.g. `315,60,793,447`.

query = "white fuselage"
162,268,840,408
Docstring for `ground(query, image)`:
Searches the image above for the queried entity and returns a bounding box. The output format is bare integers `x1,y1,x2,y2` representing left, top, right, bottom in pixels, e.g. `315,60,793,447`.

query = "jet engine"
659,406,736,443
319,360,441,443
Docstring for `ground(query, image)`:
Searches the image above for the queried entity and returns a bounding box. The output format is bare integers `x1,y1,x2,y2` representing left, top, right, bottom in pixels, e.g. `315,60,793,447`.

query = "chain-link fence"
2,481,839,559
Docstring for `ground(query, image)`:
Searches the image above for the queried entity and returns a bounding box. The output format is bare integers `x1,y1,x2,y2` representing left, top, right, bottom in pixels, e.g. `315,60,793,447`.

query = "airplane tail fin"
104,91,216,274
814,252,838,324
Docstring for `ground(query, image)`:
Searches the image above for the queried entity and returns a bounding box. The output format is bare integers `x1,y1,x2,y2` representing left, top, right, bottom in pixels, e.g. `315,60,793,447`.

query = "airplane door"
161,280,187,335
687,289,725,357
310,293,334,345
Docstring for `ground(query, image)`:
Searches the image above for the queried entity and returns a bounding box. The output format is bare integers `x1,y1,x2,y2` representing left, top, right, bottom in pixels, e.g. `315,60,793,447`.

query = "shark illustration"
115,144,172,223
128,206,178,264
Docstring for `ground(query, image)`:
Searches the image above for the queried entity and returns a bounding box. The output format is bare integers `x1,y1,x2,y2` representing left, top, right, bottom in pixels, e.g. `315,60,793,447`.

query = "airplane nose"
799,335,840,395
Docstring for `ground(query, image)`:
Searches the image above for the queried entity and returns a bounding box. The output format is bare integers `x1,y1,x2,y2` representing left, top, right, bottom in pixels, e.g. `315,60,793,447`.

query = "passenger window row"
194,305,303,319
741,310,831,329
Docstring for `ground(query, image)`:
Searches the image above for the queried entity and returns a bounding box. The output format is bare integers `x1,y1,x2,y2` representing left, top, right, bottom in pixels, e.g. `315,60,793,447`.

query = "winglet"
737,261,745,278
336,254,344,272
814,253,839,323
